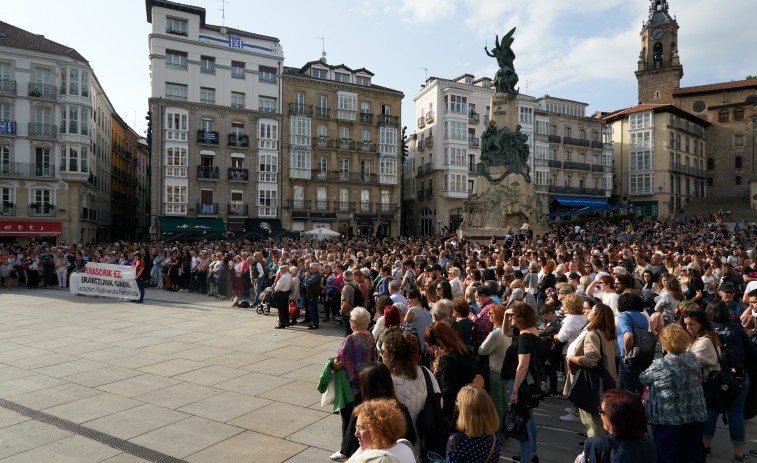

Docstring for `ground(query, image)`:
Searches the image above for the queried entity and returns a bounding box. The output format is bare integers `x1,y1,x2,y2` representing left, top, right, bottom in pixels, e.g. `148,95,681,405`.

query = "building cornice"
281,73,403,98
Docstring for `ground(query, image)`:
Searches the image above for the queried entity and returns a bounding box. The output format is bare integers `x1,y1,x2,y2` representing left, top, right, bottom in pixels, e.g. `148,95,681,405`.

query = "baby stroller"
256,286,273,315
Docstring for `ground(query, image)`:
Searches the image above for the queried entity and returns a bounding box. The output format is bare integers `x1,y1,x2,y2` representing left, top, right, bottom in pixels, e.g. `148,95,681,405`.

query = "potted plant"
2,201,13,208
29,202,40,209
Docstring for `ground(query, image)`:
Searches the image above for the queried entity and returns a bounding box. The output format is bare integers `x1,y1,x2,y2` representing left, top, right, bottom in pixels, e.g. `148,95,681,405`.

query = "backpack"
623,313,657,369
348,283,365,308
416,367,452,461
406,270,417,290
703,339,744,422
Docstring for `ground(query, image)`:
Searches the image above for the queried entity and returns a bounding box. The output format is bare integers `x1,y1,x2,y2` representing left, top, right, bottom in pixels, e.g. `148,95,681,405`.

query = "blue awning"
552,196,610,208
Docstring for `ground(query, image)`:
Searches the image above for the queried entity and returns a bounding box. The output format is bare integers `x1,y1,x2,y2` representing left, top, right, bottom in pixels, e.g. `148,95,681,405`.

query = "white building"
146,0,285,238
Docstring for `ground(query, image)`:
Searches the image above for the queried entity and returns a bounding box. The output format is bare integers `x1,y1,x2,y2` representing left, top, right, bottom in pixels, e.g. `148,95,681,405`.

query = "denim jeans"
341,313,353,337
136,277,145,302
703,372,749,445
653,422,704,463
253,278,264,305
306,297,319,327
618,356,643,395
507,379,537,460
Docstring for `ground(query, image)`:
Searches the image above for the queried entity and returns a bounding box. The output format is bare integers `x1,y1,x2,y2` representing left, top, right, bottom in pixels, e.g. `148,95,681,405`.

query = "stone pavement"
0,287,752,462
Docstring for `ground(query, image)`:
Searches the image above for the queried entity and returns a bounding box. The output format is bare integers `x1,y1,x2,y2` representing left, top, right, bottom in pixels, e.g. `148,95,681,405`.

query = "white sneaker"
560,413,580,422
564,407,574,413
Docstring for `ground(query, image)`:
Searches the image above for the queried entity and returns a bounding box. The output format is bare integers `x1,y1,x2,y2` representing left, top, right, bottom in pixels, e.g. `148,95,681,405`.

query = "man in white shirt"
388,281,408,307
274,264,293,329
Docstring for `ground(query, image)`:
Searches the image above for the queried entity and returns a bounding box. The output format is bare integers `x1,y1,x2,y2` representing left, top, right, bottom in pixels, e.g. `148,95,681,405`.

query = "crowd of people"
1,214,757,462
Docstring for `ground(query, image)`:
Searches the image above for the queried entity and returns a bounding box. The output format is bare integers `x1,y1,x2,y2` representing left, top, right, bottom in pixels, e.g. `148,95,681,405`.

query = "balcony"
315,200,329,210
670,162,686,175
484,115,490,125
377,115,399,126
563,137,590,147
548,160,562,168
563,161,590,171
0,204,15,216
417,116,425,128
28,123,57,139
426,188,433,197
228,134,249,147
426,136,434,147
668,117,704,138
468,137,480,148
417,139,425,150
27,83,56,100
228,167,249,181
468,163,477,173
197,130,219,145
591,141,604,149
288,200,311,210
310,170,378,183
316,107,330,118
0,80,16,95
548,135,561,144
359,202,372,213
338,140,355,150
548,185,605,196
425,111,434,123
336,201,356,212
289,102,313,116
469,112,480,123
604,165,615,174
360,113,373,124
197,203,218,215
313,136,335,149
418,190,425,200
534,133,550,143
197,166,219,179
359,141,376,153
0,162,55,178
28,204,56,217
376,203,396,214
591,164,604,172
228,203,248,216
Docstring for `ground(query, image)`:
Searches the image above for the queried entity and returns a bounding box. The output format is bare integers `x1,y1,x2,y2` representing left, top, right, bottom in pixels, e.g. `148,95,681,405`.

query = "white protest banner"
69,262,139,300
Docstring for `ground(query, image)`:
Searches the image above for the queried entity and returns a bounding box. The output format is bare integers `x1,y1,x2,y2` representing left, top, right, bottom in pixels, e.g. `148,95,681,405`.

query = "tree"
746,75,756,80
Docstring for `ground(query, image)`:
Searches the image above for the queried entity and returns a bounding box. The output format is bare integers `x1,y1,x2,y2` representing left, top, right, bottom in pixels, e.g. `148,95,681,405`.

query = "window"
630,112,652,129
360,190,370,211
60,145,80,172
200,119,214,132
734,108,745,121
165,83,187,101
361,160,371,180
31,189,55,207
165,183,187,214
231,61,245,78
166,17,187,35
165,146,188,177
317,187,327,209
445,95,467,114
736,156,742,169
736,176,742,185
444,147,466,166
259,97,277,113
335,73,350,83
340,127,350,140
735,134,744,147
379,157,397,184
166,51,187,68
565,127,572,138
356,76,371,86
290,116,311,146
290,150,311,178
317,125,327,138
444,121,466,140
200,87,215,105
0,145,9,174
1,186,15,209
231,92,245,109
317,95,328,116
361,101,371,115
0,102,9,122
361,130,370,142
629,131,651,149
259,66,276,83
200,56,215,74
258,189,277,217
317,156,327,178
379,127,397,154
80,109,88,135
518,107,533,124
258,153,278,182
719,110,729,123
337,92,357,120
166,111,188,141
339,158,350,180
707,158,714,170
630,151,652,171
259,121,278,150
444,173,466,193
629,173,654,195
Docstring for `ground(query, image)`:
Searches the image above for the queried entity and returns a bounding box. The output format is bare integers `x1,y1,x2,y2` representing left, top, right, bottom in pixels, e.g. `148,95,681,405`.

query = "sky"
4,0,756,137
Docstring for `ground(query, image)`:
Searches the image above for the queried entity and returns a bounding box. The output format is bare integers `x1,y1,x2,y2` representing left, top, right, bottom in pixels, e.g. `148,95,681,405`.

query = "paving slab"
133,382,222,409
0,419,71,459
83,403,189,440
186,430,307,463
171,365,249,386
32,358,109,378
257,380,322,408
61,366,143,387
42,392,143,423
0,374,66,397
227,402,328,438
7,382,101,410
136,358,208,377
96,374,181,398
0,434,122,462
0,409,29,429
129,416,243,459
176,391,272,423
213,372,293,397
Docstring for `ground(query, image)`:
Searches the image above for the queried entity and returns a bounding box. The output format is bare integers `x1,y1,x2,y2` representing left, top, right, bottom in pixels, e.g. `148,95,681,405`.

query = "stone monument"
458,28,548,242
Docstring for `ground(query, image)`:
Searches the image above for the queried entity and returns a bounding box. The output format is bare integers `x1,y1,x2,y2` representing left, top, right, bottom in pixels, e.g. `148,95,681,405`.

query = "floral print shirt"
337,331,377,395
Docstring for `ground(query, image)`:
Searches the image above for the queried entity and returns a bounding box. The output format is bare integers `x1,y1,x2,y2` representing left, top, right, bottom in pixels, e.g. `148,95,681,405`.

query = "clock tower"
635,0,684,104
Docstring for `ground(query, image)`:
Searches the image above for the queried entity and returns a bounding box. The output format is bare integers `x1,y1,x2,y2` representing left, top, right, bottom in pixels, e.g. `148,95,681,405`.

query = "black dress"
435,349,478,421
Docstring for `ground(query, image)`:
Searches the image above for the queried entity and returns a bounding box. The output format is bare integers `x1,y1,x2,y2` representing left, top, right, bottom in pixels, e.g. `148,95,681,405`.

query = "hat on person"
343,270,354,282
512,288,525,301
351,450,401,463
718,282,736,293
685,262,701,272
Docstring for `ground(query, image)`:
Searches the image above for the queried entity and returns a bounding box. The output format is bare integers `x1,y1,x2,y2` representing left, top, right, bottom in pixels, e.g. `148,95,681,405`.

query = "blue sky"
4,0,756,137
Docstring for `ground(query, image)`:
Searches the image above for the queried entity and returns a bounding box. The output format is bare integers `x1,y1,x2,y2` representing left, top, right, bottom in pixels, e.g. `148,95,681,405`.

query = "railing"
377,115,399,126
548,135,561,144
563,137,590,147
313,137,334,148
27,83,56,99
469,112,480,123
0,80,16,95
360,113,373,124
228,203,248,216
359,141,376,152
228,167,249,181
359,202,372,212
548,186,605,196
668,116,704,137
336,201,356,212
28,123,57,139
228,134,249,147
591,164,604,172
468,163,477,172
315,200,329,210
670,163,706,178
418,139,425,150
426,111,434,123
468,137,480,147
338,140,355,150
197,203,218,215
418,116,425,127
0,205,15,216
197,130,219,144
28,204,56,217
426,188,433,197
197,166,219,179
591,141,604,149
310,170,379,183
288,200,311,210
548,160,562,168
316,107,330,118
376,203,396,214
289,102,313,116
426,136,434,147
0,162,55,178
563,161,590,171
418,164,431,175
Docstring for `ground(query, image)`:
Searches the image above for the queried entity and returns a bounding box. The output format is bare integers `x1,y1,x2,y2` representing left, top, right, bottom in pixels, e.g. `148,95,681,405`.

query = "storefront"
0,220,62,243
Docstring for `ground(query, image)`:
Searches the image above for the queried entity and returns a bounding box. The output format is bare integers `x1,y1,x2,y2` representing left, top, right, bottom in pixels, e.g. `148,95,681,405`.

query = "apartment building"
280,57,403,238
146,0,284,239
0,20,115,243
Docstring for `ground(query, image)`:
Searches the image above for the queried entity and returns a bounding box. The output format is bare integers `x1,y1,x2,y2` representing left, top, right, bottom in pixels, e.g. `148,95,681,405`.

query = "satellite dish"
220,27,227,34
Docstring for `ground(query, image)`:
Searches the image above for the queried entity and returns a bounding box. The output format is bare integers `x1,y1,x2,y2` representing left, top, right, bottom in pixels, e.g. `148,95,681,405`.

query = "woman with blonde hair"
443,385,501,462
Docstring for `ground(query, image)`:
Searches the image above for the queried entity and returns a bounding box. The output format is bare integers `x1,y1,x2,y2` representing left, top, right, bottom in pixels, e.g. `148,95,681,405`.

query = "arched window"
707,177,713,186
707,158,714,170
735,156,742,169
653,42,663,64
736,176,742,185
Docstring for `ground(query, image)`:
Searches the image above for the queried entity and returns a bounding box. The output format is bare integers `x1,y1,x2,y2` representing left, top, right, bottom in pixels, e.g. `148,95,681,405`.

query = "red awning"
0,221,62,236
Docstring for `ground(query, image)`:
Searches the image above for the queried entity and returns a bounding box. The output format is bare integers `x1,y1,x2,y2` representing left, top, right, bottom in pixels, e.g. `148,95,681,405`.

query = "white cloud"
397,0,457,23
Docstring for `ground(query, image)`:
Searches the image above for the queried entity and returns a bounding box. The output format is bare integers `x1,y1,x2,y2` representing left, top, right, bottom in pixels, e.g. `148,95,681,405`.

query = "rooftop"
0,20,87,62
673,79,757,97
602,103,711,127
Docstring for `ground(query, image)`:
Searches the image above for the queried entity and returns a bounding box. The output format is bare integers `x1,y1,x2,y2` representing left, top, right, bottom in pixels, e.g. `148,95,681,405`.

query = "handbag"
503,406,529,442
567,331,617,415
416,367,453,461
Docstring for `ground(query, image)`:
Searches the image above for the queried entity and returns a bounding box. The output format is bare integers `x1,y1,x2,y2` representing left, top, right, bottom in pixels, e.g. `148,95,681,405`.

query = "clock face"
652,27,665,40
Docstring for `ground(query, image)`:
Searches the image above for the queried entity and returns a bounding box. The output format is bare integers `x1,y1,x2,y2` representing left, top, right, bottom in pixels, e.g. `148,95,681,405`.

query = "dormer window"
335,73,351,83
312,69,327,79
465,77,473,84
166,17,187,36
356,76,371,86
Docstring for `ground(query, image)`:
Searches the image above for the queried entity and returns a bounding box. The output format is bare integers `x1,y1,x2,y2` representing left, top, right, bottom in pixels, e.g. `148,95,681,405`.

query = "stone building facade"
280,59,403,238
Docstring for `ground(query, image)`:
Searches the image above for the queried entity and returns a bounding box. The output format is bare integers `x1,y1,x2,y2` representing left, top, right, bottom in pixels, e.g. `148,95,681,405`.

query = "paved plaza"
0,287,751,462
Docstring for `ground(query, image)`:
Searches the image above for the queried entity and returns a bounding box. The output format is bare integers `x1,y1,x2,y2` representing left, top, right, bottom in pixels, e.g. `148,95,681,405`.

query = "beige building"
280,58,403,238
604,104,708,218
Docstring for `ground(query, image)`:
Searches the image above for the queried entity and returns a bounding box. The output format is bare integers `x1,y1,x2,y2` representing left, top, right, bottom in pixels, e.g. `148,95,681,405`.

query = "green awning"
159,217,227,234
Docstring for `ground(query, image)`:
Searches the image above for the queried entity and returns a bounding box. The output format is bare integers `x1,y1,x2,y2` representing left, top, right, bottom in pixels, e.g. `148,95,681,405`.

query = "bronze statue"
485,27,519,99
477,121,531,183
